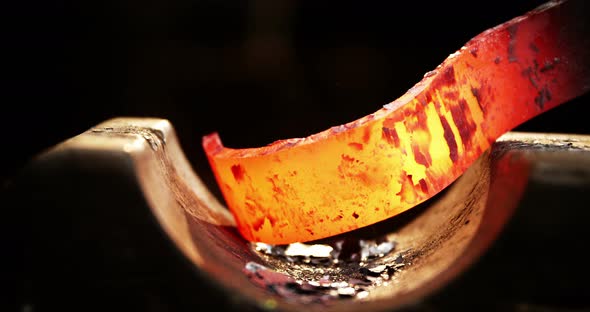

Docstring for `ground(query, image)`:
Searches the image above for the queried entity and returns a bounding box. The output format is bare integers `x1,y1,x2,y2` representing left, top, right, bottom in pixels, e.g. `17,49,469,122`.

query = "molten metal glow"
204,0,589,244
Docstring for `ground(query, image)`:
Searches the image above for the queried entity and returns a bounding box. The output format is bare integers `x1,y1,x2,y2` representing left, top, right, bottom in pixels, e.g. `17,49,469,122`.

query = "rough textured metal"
203,0,590,244
16,117,590,311
245,236,407,304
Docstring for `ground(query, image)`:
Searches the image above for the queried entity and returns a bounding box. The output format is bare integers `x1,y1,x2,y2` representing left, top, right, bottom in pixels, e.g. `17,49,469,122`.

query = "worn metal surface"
15,118,590,311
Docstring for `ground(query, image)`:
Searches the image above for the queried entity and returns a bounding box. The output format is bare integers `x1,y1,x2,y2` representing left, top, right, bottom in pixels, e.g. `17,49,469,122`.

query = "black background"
4,0,589,193
4,1,590,311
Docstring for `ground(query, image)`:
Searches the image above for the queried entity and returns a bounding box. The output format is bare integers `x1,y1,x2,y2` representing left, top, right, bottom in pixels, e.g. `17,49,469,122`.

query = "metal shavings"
330,281,349,288
245,235,409,304
367,265,387,274
337,287,357,297
356,291,369,300
284,242,334,258
360,240,396,261
254,242,273,254
307,281,320,287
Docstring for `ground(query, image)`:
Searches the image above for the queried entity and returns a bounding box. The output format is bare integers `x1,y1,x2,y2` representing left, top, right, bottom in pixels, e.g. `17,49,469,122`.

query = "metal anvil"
14,117,590,311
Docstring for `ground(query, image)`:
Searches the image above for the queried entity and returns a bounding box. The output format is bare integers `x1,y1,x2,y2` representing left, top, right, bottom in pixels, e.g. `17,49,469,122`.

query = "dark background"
3,0,589,193
4,1,590,311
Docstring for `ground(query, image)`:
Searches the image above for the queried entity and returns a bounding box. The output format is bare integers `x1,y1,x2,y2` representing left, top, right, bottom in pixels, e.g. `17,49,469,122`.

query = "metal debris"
245,235,409,304
254,242,284,256
367,264,387,274
356,291,369,300
337,287,357,297
360,240,396,261
284,242,334,258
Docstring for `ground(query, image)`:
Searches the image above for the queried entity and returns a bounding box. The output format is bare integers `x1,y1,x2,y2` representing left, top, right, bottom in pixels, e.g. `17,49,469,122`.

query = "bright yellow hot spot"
203,0,589,244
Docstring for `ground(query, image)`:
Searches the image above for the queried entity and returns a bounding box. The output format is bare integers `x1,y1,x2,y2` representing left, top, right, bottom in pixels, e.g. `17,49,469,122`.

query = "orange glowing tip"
203,0,590,244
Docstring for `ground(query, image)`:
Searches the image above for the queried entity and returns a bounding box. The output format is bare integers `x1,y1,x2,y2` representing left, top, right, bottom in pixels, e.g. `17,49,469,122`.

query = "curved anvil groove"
203,0,590,244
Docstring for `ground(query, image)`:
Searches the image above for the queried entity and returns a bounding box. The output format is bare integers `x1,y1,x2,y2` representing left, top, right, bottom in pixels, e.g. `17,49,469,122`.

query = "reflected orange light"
203,0,589,244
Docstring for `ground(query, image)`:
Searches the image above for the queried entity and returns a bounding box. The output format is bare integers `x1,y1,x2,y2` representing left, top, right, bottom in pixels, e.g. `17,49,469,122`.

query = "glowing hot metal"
203,0,590,244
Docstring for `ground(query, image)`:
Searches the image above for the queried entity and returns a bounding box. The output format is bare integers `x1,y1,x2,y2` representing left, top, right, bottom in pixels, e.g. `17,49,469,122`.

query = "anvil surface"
12,118,590,312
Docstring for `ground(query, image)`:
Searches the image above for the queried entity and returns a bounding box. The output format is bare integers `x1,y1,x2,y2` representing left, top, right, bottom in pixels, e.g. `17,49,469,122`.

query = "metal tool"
15,117,590,311
204,0,590,244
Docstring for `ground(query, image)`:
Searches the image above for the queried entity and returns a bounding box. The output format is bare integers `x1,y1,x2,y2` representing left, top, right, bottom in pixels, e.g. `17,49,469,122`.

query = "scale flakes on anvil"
245,235,408,304
203,0,590,244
